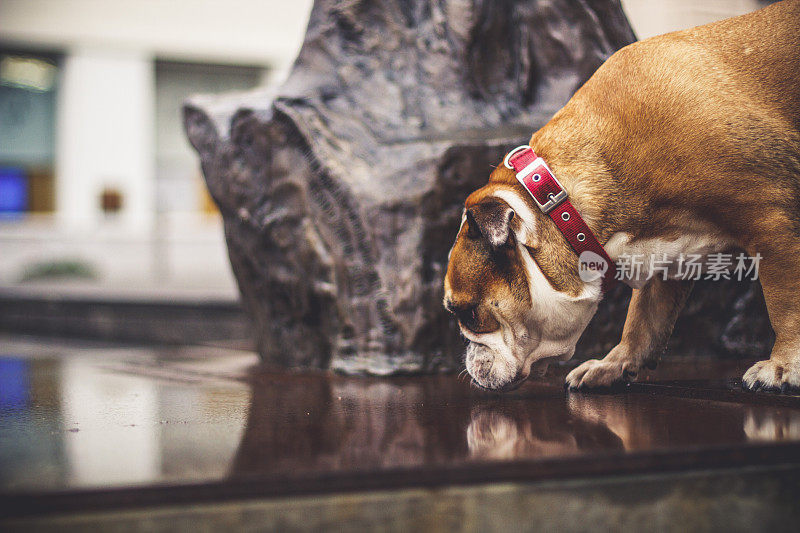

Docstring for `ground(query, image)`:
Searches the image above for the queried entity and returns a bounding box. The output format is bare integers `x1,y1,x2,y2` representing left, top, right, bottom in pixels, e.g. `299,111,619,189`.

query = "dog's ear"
466,198,516,248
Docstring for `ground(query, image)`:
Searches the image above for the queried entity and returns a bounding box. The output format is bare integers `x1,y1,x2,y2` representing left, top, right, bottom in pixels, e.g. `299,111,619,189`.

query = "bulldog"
443,0,800,393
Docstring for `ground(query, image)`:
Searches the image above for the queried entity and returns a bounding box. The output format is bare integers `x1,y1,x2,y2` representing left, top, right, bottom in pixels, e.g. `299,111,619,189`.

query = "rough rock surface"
579,280,773,364
184,0,772,374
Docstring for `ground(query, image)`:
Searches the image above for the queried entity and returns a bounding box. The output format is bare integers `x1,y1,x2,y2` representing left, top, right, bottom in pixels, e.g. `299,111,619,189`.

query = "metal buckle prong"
536,190,568,214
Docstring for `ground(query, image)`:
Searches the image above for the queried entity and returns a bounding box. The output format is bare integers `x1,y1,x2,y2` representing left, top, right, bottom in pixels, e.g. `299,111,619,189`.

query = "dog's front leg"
566,277,694,390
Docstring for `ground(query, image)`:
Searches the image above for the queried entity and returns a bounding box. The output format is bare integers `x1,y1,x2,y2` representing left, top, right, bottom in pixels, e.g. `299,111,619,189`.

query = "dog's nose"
445,300,479,330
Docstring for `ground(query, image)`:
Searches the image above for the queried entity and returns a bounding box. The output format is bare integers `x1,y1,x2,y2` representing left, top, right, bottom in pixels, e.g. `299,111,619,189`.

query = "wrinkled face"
443,184,601,391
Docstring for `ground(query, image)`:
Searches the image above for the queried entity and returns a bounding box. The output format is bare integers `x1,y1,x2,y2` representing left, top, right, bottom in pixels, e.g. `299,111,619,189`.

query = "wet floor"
2,334,800,516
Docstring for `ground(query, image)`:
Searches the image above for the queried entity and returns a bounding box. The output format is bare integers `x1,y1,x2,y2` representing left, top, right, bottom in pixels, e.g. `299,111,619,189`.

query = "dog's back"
682,0,800,126
532,0,800,236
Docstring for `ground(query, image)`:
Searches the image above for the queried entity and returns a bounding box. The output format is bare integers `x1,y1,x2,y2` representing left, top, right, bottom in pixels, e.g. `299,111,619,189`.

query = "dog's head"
443,163,602,391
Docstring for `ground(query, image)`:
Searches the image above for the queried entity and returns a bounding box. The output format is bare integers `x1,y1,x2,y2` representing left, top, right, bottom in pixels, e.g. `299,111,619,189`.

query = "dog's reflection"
467,397,625,459
744,406,800,442
467,392,776,459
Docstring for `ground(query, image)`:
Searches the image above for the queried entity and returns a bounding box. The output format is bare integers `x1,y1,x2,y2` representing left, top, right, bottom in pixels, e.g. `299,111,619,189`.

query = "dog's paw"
565,359,636,391
742,359,800,394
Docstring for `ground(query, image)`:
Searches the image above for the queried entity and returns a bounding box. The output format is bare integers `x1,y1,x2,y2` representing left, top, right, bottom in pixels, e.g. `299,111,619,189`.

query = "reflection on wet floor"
0,340,252,492
744,406,800,442
2,335,800,498
467,394,784,460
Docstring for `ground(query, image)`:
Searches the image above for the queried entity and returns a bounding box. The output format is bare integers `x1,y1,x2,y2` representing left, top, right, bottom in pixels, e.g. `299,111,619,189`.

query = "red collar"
504,145,617,292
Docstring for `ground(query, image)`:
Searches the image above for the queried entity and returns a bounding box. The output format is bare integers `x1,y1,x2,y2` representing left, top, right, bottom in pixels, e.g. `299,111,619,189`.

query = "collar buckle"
502,145,617,292
535,189,568,214
514,156,569,214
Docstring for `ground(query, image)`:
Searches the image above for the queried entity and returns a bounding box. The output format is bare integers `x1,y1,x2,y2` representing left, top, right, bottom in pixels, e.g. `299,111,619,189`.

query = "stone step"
0,288,252,345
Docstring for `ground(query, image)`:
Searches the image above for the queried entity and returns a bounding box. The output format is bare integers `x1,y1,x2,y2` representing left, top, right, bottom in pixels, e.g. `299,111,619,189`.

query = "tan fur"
445,1,800,392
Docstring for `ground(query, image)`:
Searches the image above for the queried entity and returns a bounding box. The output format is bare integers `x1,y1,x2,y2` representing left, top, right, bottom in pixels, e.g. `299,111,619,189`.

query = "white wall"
56,47,155,230
621,0,768,40
0,0,313,72
0,1,316,292
1,0,314,231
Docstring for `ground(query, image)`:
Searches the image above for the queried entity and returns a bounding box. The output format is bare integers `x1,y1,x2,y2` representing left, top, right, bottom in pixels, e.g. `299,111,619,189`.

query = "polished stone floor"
2,334,800,520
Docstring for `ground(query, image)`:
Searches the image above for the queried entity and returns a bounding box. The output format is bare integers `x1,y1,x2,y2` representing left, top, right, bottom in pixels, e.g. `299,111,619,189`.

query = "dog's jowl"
444,0,800,393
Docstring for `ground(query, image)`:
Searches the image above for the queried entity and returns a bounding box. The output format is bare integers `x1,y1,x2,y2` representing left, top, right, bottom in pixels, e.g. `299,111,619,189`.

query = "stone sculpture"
185,0,772,374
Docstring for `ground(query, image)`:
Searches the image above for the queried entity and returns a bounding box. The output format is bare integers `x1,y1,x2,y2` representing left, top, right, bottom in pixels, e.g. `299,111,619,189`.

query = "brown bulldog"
443,0,800,393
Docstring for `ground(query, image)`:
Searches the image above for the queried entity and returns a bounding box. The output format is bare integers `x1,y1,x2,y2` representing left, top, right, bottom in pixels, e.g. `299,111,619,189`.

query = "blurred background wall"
0,0,770,298
0,0,313,296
